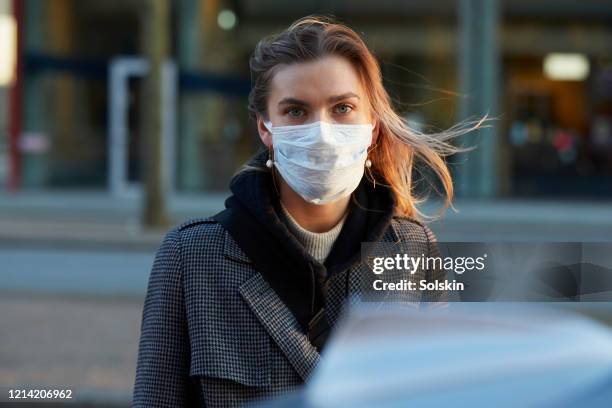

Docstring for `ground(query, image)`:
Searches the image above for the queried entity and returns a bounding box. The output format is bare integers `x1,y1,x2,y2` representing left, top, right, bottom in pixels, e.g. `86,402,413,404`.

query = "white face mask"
264,120,374,205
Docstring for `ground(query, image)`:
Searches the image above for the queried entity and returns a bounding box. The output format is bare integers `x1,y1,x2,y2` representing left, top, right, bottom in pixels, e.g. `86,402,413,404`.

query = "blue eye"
335,104,353,114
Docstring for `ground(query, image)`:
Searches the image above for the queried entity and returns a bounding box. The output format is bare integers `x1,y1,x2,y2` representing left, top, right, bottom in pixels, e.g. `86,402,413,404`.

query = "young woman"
133,15,474,408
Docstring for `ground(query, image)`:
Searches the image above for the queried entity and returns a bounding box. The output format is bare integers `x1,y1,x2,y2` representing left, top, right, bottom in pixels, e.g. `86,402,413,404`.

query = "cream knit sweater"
278,200,348,264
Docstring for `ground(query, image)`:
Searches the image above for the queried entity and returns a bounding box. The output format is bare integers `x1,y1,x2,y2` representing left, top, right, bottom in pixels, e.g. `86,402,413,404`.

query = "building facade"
1,0,611,199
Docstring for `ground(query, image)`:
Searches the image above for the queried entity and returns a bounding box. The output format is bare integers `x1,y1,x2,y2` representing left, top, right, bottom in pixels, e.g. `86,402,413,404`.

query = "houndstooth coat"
132,214,445,408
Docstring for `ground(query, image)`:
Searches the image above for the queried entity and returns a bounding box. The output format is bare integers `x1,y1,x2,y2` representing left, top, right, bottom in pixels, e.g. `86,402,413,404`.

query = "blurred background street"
1,0,611,406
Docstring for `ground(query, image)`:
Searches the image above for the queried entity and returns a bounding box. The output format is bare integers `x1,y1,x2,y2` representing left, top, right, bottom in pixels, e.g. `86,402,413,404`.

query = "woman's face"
258,55,377,147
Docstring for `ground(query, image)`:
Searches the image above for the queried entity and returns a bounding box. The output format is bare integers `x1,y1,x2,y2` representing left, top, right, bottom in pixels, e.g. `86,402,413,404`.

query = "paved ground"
0,293,142,406
1,248,151,296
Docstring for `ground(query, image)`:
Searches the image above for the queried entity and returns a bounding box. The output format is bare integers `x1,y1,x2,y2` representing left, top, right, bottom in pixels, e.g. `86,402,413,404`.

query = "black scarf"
213,149,396,332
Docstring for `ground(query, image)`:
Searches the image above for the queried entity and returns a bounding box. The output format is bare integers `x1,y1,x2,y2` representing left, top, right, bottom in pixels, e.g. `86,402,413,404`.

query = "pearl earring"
266,159,273,168
365,158,372,168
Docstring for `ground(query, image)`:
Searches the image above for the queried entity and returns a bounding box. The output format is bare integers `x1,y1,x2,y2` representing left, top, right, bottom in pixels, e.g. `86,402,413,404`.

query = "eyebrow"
277,92,360,107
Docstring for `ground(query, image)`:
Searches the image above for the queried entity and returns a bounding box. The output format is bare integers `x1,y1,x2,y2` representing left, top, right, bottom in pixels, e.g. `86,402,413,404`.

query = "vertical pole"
457,0,501,198
176,0,204,191
7,0,23,191
161,60,177,197
140,0,169,227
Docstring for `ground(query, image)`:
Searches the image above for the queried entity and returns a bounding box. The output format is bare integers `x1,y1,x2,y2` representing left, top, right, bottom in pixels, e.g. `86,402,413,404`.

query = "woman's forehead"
269,56,365,103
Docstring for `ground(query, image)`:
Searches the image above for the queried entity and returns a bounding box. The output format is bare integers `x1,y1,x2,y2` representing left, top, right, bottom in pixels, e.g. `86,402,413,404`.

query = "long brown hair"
245,15,486,220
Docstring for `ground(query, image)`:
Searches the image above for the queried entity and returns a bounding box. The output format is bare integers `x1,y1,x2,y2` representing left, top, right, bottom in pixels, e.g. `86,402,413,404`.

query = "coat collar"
223,219,410,380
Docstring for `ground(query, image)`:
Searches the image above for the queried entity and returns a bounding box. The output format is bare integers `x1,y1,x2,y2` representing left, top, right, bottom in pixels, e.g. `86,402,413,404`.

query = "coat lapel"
239,273,321,382
223,230,320,381
222,218,417,381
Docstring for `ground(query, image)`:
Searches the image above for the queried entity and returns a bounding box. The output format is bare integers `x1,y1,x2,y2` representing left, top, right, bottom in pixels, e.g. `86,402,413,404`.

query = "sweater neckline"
278,199,348,264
